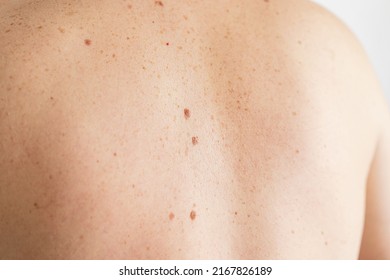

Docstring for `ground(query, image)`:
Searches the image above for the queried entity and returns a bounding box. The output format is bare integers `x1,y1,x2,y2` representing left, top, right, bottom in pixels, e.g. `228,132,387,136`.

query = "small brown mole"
155,1,164,7
84,39,92,46
192,136,199,145
33,202,39,209
169,212,175,220
190,210,196,220
166,42,170,46
184,108,191,119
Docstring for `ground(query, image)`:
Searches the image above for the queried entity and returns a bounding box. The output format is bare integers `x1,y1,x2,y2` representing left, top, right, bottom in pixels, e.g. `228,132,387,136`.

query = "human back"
0,0,388,259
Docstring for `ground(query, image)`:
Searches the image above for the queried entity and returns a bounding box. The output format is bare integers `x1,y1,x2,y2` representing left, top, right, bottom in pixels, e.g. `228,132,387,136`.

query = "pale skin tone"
0,0,389,260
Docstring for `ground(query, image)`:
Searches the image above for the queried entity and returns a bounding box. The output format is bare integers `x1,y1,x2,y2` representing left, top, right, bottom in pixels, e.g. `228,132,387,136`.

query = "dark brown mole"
190,210,196,220
166,42,170,46
155,1,164,7
84,39,92,46
192,136,199,145
169,212,175,220
184,108,191,119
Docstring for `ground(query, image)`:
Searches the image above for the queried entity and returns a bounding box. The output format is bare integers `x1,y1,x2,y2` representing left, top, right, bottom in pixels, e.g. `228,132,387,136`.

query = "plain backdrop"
311,0,390,105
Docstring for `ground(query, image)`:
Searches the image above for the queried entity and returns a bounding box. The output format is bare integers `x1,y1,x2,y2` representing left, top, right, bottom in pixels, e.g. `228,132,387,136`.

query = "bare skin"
0,0,389,259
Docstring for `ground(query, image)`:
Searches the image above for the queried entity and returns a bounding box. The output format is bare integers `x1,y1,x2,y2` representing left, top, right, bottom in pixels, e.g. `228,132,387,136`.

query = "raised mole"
192,136,199,145
84,39,92,46
184,108,191,119
190,210,196,220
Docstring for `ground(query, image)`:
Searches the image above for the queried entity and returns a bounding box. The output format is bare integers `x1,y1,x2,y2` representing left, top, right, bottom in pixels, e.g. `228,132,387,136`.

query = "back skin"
0,0,389,259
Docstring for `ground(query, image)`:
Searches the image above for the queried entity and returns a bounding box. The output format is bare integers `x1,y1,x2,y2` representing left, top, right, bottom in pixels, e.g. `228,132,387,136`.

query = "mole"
84,39,92,46
192,136,199,145
184,108,191,119
155,1,164,7
33,202,39,209
190,210,196,220
166,42,170,46
169,212,175,220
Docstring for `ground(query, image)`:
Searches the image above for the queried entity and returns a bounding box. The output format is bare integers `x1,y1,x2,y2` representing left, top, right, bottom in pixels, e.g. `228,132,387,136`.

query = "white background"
311,0,390,105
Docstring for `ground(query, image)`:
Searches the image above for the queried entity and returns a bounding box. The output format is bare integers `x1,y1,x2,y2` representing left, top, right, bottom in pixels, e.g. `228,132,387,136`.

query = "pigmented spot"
5,29,11,33
192,136,199,145
295,149,300,154
113,152,117,157
292,111,297,116
33,202,39,209
184,108,191,119
264,0,269,2
190,210,196,220
169,212,175,220
155,1,164,7
166,42,170,46
84,39,92,46
127,4,132,10
291,230,295,234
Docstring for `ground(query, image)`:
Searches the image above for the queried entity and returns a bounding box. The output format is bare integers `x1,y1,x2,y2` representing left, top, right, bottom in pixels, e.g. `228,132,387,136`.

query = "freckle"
192,136,199,145
33,202,39,209
127,4,132,9
190,210,196,220
155,1,164,7
84,39,92,46
324,241,328,246
113,152,117,157
234,211,238,215
146,246,150,251
184,108,191,119
295,149,300,154
321,231,324,235
292,111,297,116
37,26,43,29
49,175,53,180
5,29,11,33
58,27,65,33
79,235,84,240
132,184,135,188
112,53,116,58
298,40,302,45
169,212,175,220
291,230,295,234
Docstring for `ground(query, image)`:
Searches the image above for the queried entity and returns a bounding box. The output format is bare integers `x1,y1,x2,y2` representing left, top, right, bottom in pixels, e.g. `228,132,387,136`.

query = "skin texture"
0,0,389,259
